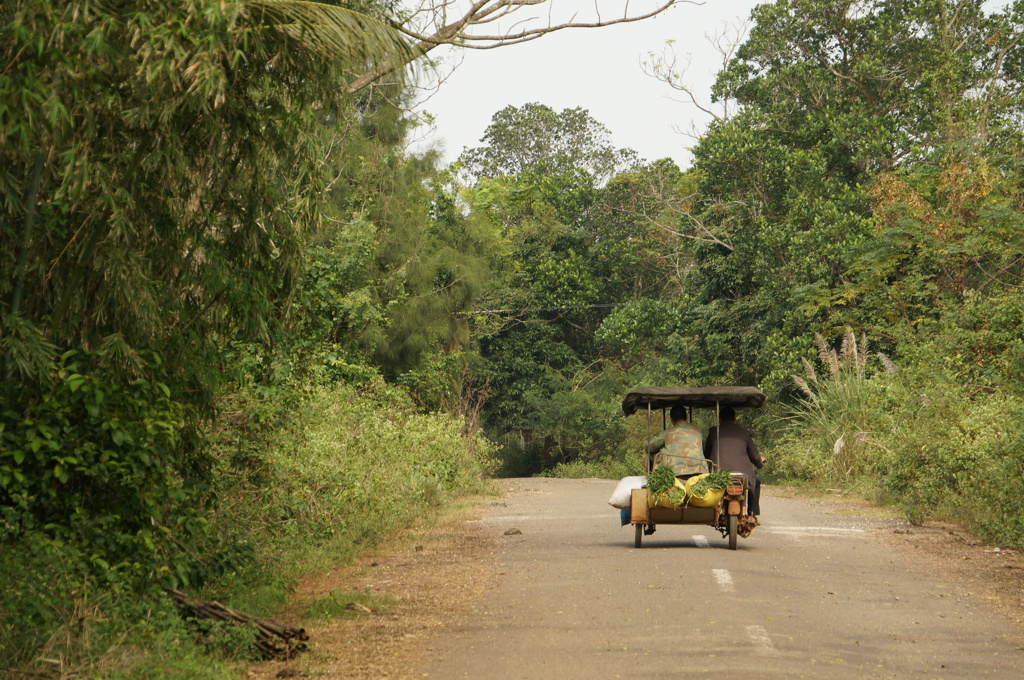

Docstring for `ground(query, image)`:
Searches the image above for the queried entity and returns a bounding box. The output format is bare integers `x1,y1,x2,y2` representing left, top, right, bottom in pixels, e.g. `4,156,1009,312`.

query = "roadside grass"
829,505,904,519
766,482,904,518
0,590,249,680
540,454,643,480
1,383,498,679
299,590,395,621
769,356,1024,549
763,480,865,500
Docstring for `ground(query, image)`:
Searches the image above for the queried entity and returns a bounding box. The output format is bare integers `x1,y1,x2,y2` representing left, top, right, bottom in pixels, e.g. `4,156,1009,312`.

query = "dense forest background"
2,0,1023,675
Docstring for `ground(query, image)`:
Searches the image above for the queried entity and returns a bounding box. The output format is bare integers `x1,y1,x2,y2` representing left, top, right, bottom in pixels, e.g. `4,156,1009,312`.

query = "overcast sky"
410,0,765,170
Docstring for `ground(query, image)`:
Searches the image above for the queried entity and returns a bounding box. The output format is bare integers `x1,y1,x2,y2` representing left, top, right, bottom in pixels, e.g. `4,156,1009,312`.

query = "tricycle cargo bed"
649,505,718,524
628,488,719,525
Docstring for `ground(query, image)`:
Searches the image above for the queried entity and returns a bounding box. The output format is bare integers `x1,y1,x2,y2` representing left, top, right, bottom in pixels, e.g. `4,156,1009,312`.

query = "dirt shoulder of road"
774,486,1024,627
245,495,504,680
884,520,1024,626
246,482,1023,679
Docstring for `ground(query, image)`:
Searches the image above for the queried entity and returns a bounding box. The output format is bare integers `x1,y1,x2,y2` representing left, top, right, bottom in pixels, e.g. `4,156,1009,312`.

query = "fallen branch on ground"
167,588,309,660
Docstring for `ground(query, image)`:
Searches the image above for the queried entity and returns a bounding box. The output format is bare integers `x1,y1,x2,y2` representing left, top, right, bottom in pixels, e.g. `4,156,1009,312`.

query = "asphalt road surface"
416,478,1024,680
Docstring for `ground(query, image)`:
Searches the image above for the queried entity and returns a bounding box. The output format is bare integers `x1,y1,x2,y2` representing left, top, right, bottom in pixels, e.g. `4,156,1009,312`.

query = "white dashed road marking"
762,526,866,536
692,535,710,548
469,514,612,523
712,568,735,592
746,625,779,655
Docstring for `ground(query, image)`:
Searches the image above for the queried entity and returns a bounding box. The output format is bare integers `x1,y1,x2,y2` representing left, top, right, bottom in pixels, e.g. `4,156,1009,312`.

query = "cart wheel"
727,515,738,550
634,524,643,548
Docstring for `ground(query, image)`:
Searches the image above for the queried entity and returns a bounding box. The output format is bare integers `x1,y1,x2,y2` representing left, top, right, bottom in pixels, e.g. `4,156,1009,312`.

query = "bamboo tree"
0,0,413,580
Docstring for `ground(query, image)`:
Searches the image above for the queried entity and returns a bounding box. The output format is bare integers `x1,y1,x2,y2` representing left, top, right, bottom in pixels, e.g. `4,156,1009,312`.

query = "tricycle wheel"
727,515,738,550
634,524,643,548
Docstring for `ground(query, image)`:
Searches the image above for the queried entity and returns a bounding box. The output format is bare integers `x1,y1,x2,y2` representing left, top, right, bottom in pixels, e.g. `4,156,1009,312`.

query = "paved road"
417,478,1024,680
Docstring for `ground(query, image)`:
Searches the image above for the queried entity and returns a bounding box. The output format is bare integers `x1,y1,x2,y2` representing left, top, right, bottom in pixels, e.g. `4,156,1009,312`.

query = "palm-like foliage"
245,0,417,65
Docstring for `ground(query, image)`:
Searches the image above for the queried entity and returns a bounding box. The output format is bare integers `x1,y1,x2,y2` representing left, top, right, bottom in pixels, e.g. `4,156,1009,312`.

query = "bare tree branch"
615,146,743,254
347,0,689,93
640,20,748,142
644,202,736,252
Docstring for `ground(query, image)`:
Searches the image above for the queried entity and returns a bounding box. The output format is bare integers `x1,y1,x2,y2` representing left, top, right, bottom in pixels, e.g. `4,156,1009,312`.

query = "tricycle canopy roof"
621,386,766,416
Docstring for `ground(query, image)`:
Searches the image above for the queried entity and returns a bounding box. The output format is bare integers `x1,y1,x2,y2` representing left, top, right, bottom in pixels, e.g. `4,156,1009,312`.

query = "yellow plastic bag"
684,474,725,508
648,478,690,509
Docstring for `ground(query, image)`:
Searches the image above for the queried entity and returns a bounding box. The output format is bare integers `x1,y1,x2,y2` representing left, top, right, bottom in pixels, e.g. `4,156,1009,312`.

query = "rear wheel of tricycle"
634,524,643,548
727,515,738,550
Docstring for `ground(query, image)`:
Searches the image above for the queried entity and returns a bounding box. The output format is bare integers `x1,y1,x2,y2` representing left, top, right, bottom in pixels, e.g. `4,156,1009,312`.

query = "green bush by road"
1,383,496,678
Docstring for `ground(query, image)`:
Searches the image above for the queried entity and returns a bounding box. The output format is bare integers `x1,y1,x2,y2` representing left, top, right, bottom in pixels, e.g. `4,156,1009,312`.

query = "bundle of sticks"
167,588,309,659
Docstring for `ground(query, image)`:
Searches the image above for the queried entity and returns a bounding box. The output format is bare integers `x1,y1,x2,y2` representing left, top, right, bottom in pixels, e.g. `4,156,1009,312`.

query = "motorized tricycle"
620,386,765,550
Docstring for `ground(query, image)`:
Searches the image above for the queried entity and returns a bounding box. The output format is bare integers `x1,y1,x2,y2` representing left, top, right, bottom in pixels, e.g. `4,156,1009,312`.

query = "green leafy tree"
0,0,412,577
459,105,686,470
848,156,1024,389
460,103,640,184
310,94,500,377
657,0,1023,390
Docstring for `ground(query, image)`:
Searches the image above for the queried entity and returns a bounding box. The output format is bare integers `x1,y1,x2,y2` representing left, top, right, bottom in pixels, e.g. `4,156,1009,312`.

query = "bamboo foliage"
0,0,412,572
1,0,409,394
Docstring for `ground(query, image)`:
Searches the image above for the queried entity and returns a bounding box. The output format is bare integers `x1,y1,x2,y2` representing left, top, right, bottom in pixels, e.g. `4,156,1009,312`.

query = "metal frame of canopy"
620,386,765,471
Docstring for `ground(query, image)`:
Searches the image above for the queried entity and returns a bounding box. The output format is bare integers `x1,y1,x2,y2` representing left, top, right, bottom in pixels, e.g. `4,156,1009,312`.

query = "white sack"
608,476,647,509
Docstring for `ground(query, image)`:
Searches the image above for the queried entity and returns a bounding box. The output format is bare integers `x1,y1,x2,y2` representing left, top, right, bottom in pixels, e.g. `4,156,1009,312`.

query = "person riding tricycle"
616,386,765,550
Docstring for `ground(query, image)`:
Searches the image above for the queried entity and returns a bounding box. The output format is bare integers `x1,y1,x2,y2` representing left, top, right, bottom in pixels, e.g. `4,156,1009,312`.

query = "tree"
641,20,749,139
1,0,413,398
456,104,685,469
650,0,1024,390
848,155,1024,390
712,0,1014,171
459,103,639,184
0,0,413,578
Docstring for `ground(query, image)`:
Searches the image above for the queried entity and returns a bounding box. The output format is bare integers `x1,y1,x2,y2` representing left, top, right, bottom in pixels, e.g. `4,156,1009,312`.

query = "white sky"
410,0,765,169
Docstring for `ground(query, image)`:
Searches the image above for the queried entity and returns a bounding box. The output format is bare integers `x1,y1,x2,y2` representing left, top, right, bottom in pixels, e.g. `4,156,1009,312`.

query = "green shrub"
200,382,497,614
0,352,209,587
0,561,242,679
541,454,644,479
882,390,1024,544
2,380,498,675
484,360,646,477
772,331,1024,547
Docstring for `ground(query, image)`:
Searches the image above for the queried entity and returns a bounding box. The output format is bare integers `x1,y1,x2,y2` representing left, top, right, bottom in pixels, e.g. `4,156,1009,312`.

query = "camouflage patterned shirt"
647,421,707,476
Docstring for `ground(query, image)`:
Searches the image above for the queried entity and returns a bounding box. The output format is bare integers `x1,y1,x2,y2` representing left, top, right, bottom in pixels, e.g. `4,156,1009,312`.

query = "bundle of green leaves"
647,465,677,495
666,487,688,507
689,470,731,497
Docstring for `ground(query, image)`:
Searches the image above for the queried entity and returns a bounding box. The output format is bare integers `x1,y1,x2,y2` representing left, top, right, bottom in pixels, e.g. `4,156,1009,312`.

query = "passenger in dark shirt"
704,406,766,517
